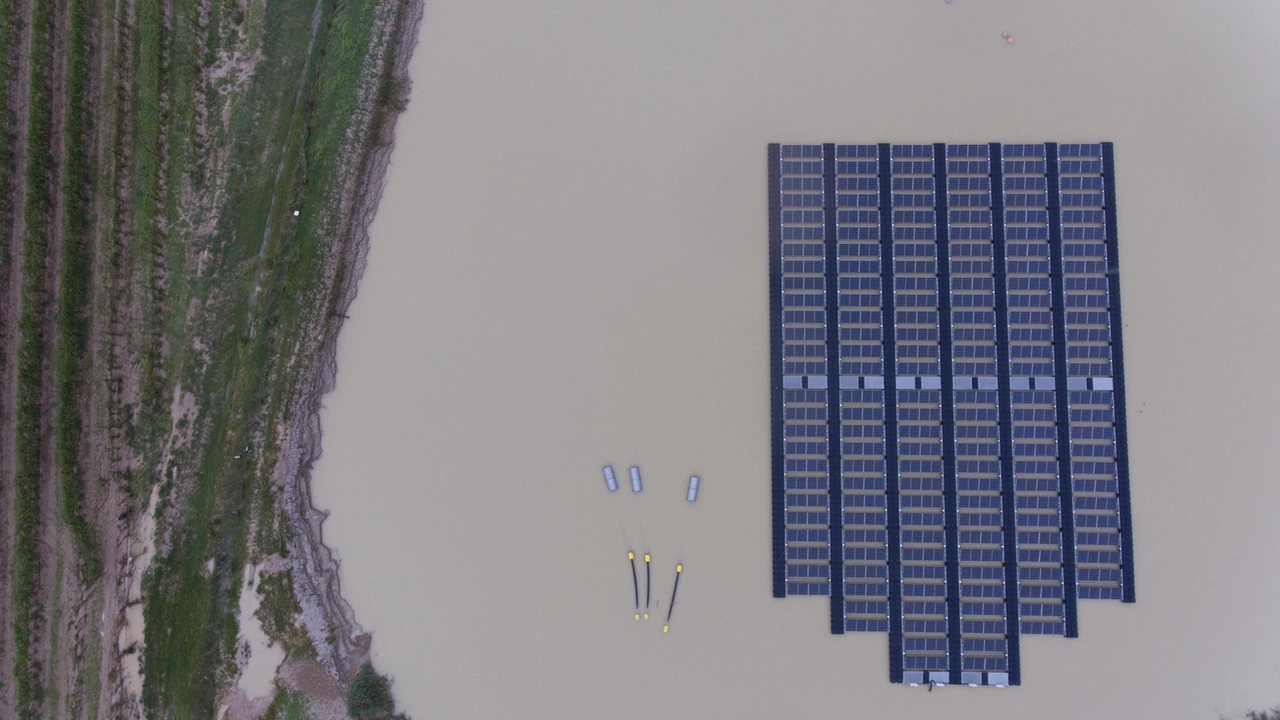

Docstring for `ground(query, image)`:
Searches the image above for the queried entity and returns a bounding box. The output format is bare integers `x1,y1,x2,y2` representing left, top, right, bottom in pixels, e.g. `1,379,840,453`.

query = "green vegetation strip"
256,571,312,658
264,685,313,720
0,0,18,242
55,0,101,579
14,0,57,716
0,0,19,600
130,0,166,416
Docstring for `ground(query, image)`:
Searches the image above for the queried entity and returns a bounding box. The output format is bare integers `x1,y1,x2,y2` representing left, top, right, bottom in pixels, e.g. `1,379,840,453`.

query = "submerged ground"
0,0,421,717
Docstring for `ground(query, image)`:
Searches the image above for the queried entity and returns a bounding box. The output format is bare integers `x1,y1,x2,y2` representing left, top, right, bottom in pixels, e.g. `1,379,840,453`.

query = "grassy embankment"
141,0,409,716
13,0,57,715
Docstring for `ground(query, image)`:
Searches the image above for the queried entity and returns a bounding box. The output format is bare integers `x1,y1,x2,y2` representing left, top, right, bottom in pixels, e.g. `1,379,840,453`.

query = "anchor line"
629,554,639,611
666,565,682,623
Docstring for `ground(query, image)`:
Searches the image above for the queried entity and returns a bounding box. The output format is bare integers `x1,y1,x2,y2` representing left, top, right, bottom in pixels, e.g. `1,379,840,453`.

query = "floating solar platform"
768,142,1135,687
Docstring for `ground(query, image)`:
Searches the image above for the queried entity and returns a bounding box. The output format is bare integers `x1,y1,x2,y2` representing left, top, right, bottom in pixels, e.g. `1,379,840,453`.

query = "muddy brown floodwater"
309,2,1280,718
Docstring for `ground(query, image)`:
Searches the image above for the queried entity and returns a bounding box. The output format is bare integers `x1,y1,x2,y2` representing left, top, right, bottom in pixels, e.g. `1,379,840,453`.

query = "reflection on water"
310,1,1280,718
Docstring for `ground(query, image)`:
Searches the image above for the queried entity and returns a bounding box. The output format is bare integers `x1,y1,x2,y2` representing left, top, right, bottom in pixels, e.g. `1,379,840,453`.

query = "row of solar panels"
779,144,1105,159
780,143,1102,159
780,159,1108,175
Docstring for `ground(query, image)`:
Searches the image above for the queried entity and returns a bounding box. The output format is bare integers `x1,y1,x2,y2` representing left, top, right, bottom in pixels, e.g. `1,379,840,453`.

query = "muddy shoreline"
272,0,425,698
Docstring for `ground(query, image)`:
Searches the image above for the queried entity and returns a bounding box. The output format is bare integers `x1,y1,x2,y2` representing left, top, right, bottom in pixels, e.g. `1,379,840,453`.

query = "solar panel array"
768,142,1134,687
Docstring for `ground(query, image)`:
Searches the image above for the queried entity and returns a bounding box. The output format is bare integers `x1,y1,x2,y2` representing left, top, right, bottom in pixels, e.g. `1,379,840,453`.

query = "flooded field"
310,2,1280,718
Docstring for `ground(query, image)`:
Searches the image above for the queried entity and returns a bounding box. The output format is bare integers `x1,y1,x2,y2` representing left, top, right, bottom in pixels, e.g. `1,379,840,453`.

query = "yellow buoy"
643,613,649,620
644,553,650,562
663,625,669,633
676,564,683,573
634,613,640,621
628,551,634,560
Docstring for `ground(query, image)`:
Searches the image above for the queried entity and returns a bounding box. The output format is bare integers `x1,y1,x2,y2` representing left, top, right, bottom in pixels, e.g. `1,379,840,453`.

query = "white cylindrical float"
602,465,618,492
686,475,700,502
629,466,642,493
